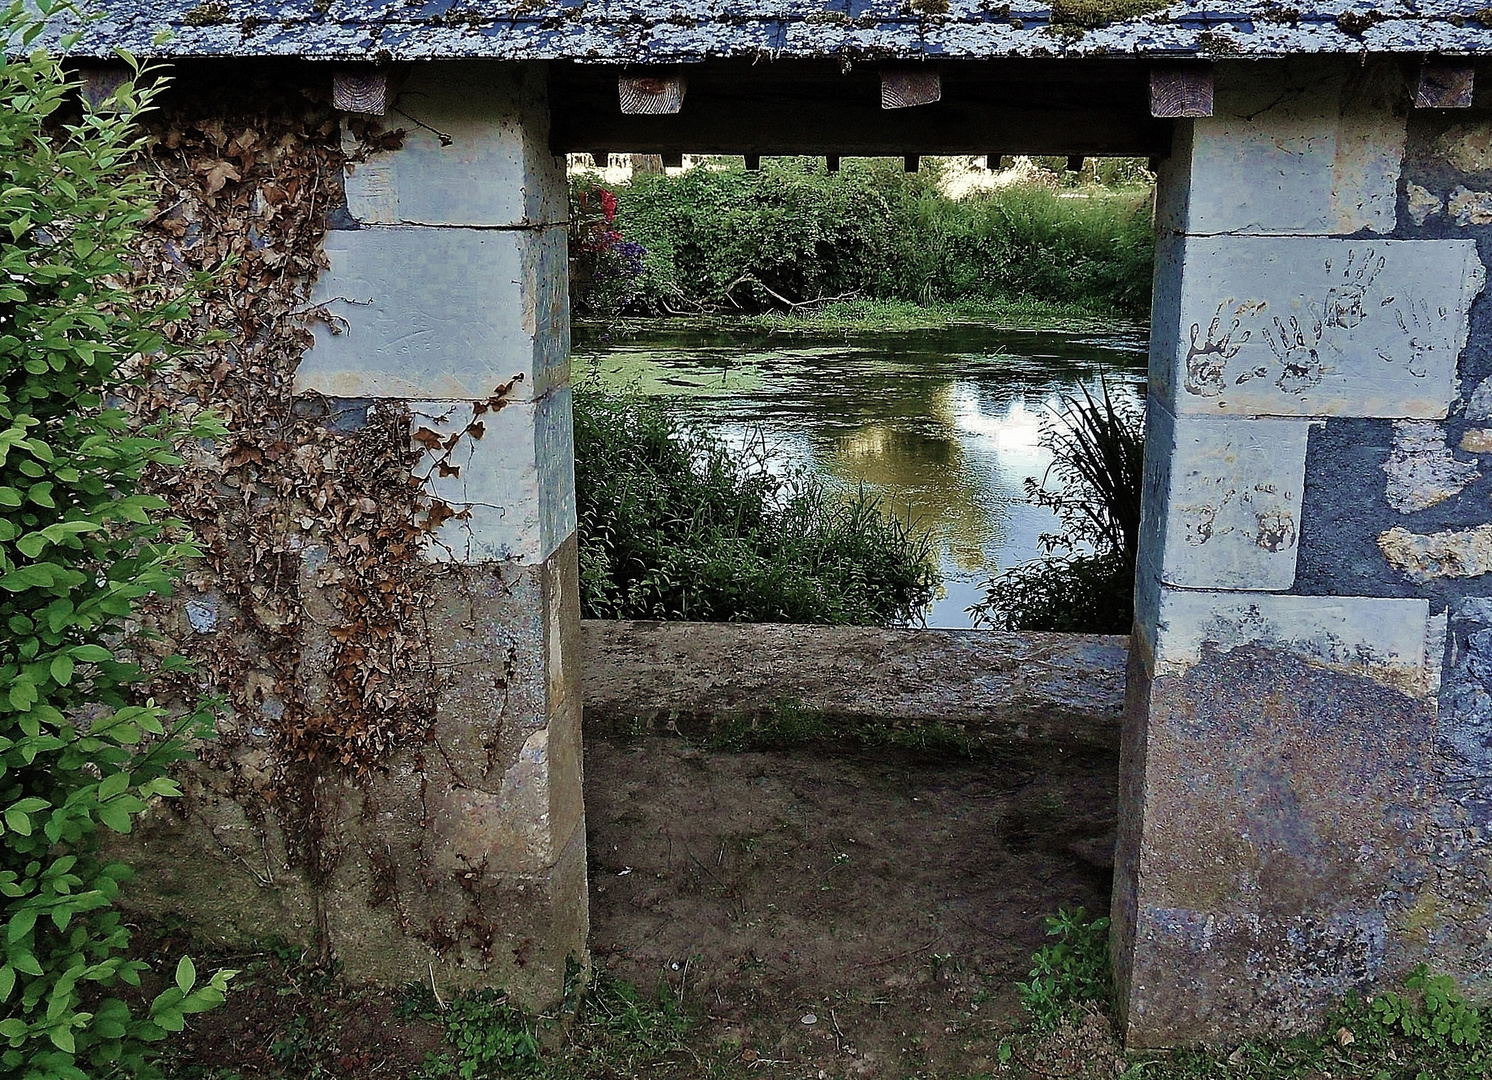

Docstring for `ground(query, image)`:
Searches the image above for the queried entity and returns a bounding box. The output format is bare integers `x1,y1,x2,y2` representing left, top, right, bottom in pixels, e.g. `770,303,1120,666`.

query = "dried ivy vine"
118,74,473,892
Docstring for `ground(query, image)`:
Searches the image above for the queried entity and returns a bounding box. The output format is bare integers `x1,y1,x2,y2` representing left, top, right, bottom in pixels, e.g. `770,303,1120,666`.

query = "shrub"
970,379,1144,634
572,378,938,625
0,7,230,1076
592,159,1154,320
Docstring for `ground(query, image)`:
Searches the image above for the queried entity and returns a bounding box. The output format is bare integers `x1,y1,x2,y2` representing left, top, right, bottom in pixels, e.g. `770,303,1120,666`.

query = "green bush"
0,6,230,1076
586,160,1154,321
573,379,938,625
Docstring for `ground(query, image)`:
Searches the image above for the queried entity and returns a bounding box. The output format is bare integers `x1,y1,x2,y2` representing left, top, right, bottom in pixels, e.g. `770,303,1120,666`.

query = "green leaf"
98,770,130,801
97,804,132,833
49,653,73,686
175,955,196,994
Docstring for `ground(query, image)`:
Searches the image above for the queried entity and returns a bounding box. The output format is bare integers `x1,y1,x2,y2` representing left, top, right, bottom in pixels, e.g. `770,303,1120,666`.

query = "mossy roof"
49,0,1492,60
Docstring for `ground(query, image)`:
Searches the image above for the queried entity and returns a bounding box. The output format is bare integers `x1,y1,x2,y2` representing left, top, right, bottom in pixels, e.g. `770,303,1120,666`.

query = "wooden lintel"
904,154,920,172
743,154,761,171
77,64,131,112
1416,61,1475,108
882,66,942,109
620,70,686,115
1149,63,1214,118
333,68,388,116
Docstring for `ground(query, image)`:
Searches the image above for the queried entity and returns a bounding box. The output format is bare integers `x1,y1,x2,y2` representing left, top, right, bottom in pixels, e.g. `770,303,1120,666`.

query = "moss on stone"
1049,0,1169,30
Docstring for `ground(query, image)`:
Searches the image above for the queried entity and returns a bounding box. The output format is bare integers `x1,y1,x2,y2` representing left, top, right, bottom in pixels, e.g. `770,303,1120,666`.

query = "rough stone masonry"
1115,56,1492,1046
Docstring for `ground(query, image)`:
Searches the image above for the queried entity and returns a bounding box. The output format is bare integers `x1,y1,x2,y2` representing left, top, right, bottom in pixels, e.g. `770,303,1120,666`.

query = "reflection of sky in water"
574,325,1146,629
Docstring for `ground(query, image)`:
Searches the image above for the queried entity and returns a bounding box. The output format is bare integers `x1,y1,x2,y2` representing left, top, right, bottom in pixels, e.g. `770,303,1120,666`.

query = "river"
573,323,1147,629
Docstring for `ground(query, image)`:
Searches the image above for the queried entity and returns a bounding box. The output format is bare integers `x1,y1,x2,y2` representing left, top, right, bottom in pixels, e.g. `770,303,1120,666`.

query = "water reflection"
573,325,1146,629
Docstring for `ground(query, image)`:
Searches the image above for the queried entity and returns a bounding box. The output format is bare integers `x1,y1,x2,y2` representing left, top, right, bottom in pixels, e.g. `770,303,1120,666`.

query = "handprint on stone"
1263,311,1326,395
1184,300,1254,397
1321,248,1386,330
1388,296,1448,380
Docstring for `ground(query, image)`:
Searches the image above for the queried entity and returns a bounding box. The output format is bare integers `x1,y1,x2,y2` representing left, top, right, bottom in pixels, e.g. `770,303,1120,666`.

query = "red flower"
599,189,618,222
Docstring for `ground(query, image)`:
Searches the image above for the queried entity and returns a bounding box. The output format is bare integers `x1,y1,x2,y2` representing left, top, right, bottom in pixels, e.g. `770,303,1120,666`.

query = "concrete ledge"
580,621,1128,750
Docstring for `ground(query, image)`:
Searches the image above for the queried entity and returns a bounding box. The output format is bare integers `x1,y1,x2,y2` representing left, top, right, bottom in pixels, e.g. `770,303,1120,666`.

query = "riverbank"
577,298,1146,341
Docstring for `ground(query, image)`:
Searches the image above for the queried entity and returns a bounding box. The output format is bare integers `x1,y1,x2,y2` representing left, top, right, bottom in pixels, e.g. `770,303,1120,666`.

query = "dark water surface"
573,324,1147,629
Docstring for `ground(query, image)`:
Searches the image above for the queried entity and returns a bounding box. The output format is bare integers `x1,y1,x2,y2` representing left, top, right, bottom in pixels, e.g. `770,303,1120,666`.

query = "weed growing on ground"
410,971,697,1080
1016,907,1113,1029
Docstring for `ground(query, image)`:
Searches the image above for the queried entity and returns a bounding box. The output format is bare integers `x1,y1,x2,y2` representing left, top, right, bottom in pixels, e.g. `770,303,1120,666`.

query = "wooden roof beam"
620,70,686,115
333,67,388,116
882,66,942,109
1149,62,1213,118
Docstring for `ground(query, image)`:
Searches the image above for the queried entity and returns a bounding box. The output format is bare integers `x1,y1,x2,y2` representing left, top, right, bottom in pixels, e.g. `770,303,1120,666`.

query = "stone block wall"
1116,57,1492,1046
125,62,586,1009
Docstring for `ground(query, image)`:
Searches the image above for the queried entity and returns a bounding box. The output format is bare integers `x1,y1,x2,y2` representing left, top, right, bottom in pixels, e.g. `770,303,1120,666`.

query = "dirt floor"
583,727,1119,1079
153,624,1129,1079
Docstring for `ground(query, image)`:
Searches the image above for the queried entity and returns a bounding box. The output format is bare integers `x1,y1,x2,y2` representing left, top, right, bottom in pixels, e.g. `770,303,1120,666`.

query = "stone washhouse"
46,0,1492,1049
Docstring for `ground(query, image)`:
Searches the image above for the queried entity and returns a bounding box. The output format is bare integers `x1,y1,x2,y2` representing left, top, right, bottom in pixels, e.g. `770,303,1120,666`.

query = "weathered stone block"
341,62,566,228
299,224,569,402
1158,60,1406,238
411,388,576,564
1116,588,1446,1046
1140,401,1311,591
122,542,588,1009
1383,420,1480,513
1379,523,1492,584
1148,588,1443,697
1160,235,1483,418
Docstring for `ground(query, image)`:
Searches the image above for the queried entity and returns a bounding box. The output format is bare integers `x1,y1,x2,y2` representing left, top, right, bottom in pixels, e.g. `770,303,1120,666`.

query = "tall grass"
572,378,939,626
970,379,1144,634
592,160,1155,322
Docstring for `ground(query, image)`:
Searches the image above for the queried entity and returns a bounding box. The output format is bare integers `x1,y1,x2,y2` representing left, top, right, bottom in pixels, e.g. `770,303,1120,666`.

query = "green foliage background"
0,6,229,1076
589,159,1154,321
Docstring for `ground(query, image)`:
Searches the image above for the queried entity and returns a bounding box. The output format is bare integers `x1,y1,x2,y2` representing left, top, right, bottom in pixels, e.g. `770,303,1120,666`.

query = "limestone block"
1379,524,1492,585
1383,420,1479,513
299,224,569,402
1150,587,1443,698
411,388,576,564
1434,123,1492,175
1406,183,1444,226
341,62,565,228
1142,401,1311,591
1163,235,1484,418
1449,186,1492,227
1160,60,1405,238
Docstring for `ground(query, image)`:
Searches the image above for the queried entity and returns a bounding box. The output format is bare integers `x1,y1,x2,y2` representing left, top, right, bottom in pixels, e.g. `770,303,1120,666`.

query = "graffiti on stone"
1168,237,1484,417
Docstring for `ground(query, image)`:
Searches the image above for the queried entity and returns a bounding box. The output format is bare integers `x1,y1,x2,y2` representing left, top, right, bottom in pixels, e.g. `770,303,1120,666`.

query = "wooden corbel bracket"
1415,60,1475,108
333,66,389,116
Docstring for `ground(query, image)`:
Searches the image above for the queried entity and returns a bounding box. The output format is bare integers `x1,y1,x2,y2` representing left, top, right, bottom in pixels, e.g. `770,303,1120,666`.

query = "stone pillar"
1116,57,1487,1045
294,61,585,1006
